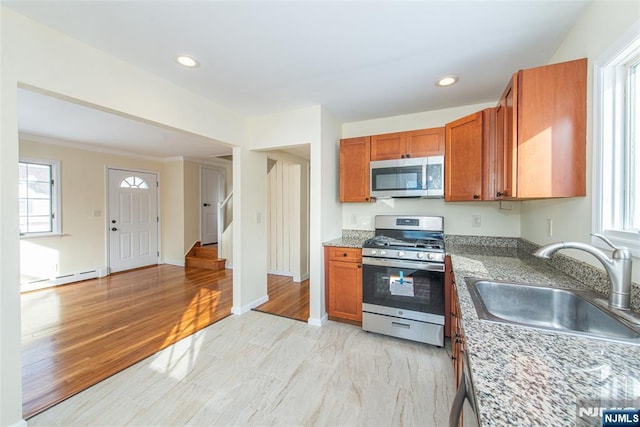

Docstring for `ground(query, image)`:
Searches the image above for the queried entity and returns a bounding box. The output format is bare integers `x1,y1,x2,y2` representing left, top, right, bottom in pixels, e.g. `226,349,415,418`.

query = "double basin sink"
466,278,640,345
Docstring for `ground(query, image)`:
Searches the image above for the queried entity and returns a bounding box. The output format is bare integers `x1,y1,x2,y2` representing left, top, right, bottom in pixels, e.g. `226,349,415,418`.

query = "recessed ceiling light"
436,75,459,87
176,55,199,68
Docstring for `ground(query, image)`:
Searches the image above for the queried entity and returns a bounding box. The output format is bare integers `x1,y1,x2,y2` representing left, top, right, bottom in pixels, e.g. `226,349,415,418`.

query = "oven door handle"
362,257,445,272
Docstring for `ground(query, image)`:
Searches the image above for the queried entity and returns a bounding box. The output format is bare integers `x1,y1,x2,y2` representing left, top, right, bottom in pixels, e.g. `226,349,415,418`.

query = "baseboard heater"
21,268,106,292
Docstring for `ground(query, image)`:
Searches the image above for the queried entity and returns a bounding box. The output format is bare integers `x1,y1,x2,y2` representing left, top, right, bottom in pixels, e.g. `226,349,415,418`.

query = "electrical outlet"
472,215,481,227
546,219,553,237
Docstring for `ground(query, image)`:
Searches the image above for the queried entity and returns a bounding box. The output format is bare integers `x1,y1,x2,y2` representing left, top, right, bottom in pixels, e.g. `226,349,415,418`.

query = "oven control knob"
417,253,424,259
370,249,378,255
427,253,435,260
397,251,404,257
380,250,386,256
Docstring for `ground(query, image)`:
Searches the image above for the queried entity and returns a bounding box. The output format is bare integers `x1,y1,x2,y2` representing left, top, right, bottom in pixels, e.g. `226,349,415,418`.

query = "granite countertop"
323,230,374,249
322,237,369,248
448,244,640,426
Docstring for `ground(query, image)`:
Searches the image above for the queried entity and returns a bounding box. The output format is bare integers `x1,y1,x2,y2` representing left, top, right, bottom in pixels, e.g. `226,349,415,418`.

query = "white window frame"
19,157,62,238
592,19,640,256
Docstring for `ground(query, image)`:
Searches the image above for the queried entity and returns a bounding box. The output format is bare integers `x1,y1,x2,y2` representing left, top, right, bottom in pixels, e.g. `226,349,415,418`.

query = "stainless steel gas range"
361,215,445,346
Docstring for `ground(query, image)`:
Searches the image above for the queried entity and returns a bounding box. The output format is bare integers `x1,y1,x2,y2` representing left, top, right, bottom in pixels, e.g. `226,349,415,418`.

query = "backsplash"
445,234,518,248
342,229,374,240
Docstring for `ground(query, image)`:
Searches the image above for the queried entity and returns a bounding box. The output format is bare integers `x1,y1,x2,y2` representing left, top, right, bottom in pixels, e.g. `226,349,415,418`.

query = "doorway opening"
200,166,225,246
254,147,310,322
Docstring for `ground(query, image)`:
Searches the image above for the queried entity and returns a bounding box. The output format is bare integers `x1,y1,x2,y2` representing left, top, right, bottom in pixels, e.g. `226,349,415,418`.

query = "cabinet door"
517,58,586,198
370,132,406,161
327,260,362,323
495,74,517,199
445,111,484,201
406,127,445,157
340,137,371,202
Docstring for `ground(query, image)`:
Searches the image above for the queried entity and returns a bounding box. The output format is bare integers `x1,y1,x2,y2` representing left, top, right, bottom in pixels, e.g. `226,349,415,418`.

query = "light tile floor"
29,311,455,426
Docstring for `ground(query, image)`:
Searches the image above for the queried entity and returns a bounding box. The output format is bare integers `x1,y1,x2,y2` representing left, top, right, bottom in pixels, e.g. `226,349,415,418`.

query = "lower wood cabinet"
324,246,362,324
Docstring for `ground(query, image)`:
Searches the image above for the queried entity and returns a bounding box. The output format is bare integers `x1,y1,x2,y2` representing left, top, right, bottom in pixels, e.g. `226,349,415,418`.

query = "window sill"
20,232,65,239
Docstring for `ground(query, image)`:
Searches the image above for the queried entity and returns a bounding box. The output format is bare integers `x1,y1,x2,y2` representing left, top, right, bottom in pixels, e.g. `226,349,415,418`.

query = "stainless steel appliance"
362,215,445,346
370,156,444,198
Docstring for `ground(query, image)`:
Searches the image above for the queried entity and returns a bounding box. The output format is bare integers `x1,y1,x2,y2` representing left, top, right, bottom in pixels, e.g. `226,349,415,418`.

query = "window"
120,176,149,189
19,158,61,236
593,22,640,255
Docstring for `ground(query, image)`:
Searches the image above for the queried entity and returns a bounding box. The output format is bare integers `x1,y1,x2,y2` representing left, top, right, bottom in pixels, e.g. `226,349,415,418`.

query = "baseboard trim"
307,313,328,327
232,295,269,315
9,418,27,427
268,270,309,283
163,259,185,267
293,273,309,282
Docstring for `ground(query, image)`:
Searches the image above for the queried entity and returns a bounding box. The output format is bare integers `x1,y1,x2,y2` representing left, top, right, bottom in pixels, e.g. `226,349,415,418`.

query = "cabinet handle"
343,253,347,257
472,194,480,200
451,355,456,361
365,197,370,201
405,153,411,158
357,264,362,269
496,191,504,197
401,154,405,158
450,311,456,318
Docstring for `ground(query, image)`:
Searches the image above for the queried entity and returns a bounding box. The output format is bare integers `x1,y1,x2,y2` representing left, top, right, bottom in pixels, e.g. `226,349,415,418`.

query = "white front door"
108,169,159,273
201,167,224,245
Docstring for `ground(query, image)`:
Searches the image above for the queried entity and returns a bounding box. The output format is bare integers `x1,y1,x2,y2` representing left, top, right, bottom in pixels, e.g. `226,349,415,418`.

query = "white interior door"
108,169,159,273
201,167,224,245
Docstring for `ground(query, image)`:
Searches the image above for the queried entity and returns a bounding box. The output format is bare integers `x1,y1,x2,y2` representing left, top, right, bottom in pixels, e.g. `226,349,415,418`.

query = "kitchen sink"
466,278,640,345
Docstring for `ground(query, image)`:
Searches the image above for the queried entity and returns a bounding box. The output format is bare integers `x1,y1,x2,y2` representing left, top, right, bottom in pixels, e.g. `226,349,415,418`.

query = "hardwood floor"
254,274,309,322
21,265,233,419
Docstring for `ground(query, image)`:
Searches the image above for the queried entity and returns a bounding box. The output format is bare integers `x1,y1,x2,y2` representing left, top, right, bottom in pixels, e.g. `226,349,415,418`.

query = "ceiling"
6,0,590,160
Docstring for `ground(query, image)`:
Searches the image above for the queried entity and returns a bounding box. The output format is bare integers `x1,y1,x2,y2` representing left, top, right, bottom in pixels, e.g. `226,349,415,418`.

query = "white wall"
341,102,521,236
0,6,24,424
310,107,343,324
248,105,322,150
232,147,268,313
520,1,640,283
183,160,201,253
162,159,185,265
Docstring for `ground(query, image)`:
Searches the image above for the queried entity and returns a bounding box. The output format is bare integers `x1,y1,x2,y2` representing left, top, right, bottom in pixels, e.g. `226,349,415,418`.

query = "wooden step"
195,246,218,259
185,256,226,271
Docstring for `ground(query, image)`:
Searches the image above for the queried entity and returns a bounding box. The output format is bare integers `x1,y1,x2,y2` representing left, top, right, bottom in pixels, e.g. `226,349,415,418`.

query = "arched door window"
120,176,149,189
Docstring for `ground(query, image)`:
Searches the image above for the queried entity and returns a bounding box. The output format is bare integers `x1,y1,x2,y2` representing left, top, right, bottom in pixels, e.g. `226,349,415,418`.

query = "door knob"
111,219,117,224
111,227,118,231
203,203,211,207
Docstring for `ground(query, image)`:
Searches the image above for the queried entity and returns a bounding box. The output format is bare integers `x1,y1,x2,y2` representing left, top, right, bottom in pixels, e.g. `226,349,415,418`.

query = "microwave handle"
422,164,427,190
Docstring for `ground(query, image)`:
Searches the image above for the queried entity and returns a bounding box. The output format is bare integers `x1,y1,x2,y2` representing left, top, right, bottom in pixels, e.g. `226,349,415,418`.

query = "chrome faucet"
533,234,633,311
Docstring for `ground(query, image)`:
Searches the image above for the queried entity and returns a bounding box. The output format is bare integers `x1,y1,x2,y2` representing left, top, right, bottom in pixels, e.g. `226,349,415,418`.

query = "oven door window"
362,265,444,315
371,166,424,191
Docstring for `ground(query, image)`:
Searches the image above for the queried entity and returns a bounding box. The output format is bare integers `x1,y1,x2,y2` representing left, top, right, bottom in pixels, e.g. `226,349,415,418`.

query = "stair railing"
217,191,233,254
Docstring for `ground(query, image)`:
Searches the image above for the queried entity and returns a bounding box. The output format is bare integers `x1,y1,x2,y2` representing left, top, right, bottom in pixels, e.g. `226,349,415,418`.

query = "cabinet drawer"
328,247,361,262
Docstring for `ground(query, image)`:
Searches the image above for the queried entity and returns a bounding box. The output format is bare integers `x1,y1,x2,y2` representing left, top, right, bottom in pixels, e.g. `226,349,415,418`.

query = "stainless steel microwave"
370,156,444,198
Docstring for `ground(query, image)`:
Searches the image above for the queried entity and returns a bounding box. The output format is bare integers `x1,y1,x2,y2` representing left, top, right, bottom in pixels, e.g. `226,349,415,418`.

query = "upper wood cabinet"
340,136,371,202
445,109,495,202
371,127,444,161
496,58,587,199
495,75,516,200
